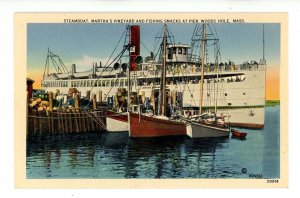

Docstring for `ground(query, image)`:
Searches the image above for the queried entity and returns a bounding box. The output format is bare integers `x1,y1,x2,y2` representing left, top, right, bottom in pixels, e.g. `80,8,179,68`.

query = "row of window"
44,81,68,88
43,78,247,88
44,79,133,88
168,47,188,55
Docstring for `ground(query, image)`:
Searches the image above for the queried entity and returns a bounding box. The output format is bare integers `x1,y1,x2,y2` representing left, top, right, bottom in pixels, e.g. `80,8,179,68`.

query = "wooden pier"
27,90,110,136
27,109,108,135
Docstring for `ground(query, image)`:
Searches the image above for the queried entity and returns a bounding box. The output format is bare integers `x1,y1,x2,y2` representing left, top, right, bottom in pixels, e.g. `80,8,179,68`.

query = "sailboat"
129,24,186,138
185,24,230,138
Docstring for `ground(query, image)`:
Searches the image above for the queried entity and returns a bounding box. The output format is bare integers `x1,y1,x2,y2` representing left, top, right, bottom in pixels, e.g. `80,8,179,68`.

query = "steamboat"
41,24,266,130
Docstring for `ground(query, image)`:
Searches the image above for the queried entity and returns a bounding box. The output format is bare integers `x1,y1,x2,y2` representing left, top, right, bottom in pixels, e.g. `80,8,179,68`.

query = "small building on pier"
27,78,35,100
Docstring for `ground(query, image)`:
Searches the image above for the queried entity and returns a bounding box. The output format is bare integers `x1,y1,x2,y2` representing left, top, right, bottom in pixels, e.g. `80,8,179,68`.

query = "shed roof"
27,78,35,83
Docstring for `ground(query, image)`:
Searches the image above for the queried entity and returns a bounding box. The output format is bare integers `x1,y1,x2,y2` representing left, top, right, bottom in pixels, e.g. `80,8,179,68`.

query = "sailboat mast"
199,24,206,114
215,42,219,114
127,26,131,111
160,24,167,116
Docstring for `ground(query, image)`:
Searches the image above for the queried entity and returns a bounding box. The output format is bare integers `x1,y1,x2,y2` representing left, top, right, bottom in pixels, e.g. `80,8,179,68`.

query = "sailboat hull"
186,121,230,138
129,113,186,138
106,111,128,132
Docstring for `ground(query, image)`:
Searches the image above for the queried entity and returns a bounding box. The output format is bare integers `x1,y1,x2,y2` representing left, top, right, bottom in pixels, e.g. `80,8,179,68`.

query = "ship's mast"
44,48,49,76
127,26,131,112
160,24,167,116
199,24,206,114
263,24,266,64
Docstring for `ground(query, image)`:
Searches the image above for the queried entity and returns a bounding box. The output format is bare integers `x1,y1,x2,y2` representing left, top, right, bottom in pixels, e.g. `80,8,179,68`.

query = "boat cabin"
167,44,190,63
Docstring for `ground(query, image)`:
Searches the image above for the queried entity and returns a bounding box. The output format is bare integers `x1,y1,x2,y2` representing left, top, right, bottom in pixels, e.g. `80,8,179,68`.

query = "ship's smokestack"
92,62,96,75
71,64,76,75
130,25,140,71
95,62,98,72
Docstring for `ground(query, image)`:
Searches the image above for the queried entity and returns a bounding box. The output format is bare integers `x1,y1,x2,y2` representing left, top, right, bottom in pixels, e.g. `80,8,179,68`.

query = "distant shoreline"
266,100,280,106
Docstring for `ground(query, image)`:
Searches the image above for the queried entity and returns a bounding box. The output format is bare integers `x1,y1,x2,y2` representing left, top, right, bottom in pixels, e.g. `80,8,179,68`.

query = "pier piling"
49,91,53,112
93,94,97,109
27,108,108,136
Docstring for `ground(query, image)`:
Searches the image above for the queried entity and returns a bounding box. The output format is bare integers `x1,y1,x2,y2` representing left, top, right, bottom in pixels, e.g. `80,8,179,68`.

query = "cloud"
66,55,110,72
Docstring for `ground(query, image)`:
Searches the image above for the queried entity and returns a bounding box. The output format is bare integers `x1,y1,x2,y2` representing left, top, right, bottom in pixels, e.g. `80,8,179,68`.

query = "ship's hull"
186,121,230,138
224,107,264,129
129,113,186,138
106,111,128,132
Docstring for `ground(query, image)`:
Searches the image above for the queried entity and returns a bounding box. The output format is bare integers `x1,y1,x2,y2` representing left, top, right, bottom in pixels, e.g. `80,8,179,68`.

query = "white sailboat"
186,24,230,138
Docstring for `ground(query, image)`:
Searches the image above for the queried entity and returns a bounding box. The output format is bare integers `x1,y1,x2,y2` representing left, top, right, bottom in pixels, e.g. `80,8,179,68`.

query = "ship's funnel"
130,25,140,71
92,63,97,75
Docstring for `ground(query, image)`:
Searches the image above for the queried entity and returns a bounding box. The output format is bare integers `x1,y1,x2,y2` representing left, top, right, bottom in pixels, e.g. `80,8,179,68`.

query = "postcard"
14,12,288,188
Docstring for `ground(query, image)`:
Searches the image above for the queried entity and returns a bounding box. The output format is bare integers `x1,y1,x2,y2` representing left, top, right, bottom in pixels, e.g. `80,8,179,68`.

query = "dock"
27,109,107,135
27,89,111,136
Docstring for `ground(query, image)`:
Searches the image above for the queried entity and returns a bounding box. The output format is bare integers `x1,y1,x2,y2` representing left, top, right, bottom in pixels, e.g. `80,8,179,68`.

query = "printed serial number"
267,179,279,183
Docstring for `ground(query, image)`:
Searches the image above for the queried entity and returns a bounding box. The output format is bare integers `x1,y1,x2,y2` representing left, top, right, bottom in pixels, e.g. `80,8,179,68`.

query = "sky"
27,23,280,100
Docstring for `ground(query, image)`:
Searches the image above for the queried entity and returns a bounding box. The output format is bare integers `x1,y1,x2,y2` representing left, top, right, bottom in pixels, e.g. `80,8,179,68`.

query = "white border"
1,0,300,197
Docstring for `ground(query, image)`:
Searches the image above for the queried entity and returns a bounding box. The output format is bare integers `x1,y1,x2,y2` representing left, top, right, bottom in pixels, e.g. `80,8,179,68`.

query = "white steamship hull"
42,66,265,129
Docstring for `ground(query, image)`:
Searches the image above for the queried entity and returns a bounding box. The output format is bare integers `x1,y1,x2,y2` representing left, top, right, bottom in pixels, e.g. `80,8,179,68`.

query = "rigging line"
212,24,219,41
178,66,197,107
141,41,151,54
89,47,128,94
47,49,51,75
153,44,162,63
154,41,162,61
156,25,175,62
123,26,129,48
81,54,127,107
165,26,176,45
167,43,198,108
51,55,63,74
49,51,68,73
99,53,130,103
49,52,65,74
191,24,199,42
216,47,229,113
191,24,202,56
154,25,177,112
57,57,68,74
49,55,60,74
207,24,217,40
98,45,129,77
153,27,164,57
58,57,69,73
43,54,49,76
103,28,127,72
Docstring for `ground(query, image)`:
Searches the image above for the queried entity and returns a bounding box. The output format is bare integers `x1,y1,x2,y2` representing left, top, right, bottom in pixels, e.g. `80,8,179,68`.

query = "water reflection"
231,136,247,141
27,133,229,178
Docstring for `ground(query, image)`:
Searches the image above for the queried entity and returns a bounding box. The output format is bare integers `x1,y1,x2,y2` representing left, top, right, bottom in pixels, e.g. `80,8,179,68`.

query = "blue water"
26,106,280,179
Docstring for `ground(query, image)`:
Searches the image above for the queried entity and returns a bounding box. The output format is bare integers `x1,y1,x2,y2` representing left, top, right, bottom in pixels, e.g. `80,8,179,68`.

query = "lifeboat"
231,129,247,138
